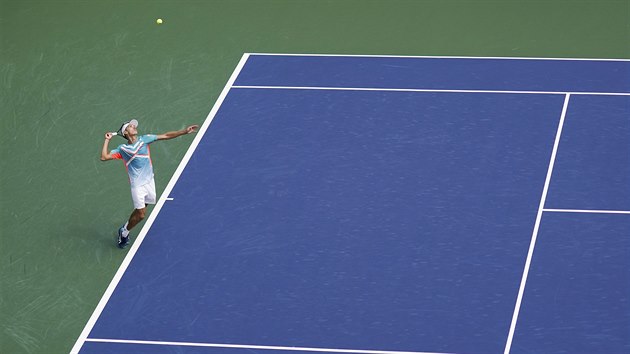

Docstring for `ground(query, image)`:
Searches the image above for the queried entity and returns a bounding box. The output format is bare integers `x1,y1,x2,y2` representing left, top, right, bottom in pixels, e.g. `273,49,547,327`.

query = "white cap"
118,119,139,138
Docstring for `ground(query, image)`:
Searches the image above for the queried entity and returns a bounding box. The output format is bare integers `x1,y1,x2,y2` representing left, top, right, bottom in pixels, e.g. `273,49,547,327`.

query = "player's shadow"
72,225,121,249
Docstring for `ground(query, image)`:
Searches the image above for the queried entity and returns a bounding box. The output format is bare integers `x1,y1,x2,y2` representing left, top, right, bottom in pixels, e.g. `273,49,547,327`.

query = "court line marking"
84,338,454,354
233,85,630,97
69,53,252,354
247,52,630,62
544,208,630,215
504,93,571,354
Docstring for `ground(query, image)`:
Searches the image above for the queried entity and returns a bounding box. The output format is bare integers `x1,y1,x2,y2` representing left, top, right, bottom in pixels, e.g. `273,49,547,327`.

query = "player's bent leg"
117,207,146,249
127,207,146,231
119,181,154,248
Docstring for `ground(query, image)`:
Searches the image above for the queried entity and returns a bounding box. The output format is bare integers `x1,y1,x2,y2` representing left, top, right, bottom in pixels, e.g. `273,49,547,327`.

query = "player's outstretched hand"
186,125,199,134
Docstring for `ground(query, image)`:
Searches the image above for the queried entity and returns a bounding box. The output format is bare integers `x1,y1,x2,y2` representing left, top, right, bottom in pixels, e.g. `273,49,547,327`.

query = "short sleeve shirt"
110,135,158,187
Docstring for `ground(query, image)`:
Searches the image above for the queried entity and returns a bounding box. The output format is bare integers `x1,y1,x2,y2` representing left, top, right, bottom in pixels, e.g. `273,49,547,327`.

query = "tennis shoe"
118,226,129,249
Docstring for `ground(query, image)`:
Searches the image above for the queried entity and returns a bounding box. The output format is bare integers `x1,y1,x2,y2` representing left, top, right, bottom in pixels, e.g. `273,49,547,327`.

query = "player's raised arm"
100,132,115,161
156,125,199,140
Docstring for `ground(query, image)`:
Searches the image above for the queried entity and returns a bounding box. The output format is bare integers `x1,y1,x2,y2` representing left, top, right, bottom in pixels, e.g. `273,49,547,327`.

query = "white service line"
544,208,630,215
504,93,571,354
69,53,252,354
84,338,454,354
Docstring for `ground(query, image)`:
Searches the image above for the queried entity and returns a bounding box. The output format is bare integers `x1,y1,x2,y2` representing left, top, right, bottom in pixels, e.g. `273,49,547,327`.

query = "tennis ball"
156,18,163,24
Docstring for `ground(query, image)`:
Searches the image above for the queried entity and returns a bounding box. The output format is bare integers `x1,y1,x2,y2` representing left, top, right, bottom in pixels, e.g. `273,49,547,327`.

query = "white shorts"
130,180,156,209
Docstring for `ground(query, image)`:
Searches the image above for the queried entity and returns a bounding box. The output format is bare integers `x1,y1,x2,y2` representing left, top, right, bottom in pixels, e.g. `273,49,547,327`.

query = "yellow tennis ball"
156,18,163,24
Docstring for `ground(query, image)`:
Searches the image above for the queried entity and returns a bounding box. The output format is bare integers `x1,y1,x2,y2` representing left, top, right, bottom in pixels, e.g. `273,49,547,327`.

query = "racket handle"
110,132,118,136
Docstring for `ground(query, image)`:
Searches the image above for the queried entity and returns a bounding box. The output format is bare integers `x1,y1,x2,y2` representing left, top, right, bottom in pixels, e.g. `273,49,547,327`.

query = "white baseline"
69,53,252,354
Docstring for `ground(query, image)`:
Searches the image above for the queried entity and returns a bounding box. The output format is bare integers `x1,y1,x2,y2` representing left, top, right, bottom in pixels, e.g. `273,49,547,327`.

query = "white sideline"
85,338,453,354
233,85,630,96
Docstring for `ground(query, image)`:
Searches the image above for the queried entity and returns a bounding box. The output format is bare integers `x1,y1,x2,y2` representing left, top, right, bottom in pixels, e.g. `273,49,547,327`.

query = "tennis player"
101,119,198,248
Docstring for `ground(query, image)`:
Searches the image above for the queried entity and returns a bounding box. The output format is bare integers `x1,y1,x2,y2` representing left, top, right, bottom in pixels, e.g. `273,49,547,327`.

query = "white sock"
122,222,130,237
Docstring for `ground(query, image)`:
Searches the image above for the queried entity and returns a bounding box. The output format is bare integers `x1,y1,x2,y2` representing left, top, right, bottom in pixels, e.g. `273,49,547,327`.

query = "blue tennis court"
72,54,630,354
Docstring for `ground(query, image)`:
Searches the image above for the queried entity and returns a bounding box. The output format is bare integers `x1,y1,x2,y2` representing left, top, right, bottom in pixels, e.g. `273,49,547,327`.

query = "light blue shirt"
110,135,158,187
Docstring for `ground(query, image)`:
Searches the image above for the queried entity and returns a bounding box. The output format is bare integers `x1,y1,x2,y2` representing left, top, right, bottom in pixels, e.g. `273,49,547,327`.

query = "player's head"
117,119,139,139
